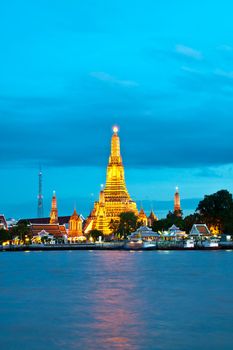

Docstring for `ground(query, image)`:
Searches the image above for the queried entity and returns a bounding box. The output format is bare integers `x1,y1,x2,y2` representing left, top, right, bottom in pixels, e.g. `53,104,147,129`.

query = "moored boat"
183,239,195,249
142,241,157,250
197,239,220,249
124,238,143,250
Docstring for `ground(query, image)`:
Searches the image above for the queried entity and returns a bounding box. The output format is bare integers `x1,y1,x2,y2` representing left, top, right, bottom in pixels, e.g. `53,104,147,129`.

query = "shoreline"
1,242,233,252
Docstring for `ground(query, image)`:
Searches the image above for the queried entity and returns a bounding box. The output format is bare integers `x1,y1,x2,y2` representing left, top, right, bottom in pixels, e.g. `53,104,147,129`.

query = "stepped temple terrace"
84,126,138,235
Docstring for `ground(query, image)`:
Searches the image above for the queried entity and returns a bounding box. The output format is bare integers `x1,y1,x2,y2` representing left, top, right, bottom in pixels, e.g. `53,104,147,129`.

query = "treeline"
0,221,30,244
152,189,233,234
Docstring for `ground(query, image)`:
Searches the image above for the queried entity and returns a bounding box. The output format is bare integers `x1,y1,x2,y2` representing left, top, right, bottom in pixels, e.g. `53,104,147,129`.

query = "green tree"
88,229,104,242
109,219,119,235
182,213,202,233
152,218,170,232
10,221,30,242
0,229,12,244
117,211,138,238
152,211,185,232
197,189,233,233
174,209,183,218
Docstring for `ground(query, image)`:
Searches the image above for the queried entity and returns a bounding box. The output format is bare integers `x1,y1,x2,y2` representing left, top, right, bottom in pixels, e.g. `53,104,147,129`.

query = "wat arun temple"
84,126,140,235
24,126,180,239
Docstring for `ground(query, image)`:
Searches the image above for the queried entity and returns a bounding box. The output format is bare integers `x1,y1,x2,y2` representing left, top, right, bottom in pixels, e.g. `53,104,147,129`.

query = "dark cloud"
1,53,233,171
1,89,233,170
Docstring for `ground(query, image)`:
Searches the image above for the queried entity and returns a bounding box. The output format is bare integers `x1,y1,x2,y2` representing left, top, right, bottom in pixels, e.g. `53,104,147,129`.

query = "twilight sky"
1,0,233,219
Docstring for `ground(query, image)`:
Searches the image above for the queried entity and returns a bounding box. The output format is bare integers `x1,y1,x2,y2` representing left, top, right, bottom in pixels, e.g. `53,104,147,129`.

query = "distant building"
0,214,8,230
190,224,211,236
25,192,85,240
138,208,148,226
22,191,68,240
6,218,18,228
30,224,67,239
168,224,186,238
18,191,79,229
68,209,83,238
147,210,158,227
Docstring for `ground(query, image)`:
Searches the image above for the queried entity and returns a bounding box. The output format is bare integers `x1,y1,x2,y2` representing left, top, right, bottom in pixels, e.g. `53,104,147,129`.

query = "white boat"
202,239,219,248
183,239,195,248
125,237,157,250
142,241,157,250
198,239,219,249
124,238,143,250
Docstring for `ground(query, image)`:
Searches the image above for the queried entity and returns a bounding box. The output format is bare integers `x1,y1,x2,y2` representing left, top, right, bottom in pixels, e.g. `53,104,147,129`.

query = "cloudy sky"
1,0,233,218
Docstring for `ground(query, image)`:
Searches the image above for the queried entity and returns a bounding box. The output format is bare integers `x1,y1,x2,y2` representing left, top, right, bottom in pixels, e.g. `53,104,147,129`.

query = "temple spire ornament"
174,186,182,217
84,126,138,235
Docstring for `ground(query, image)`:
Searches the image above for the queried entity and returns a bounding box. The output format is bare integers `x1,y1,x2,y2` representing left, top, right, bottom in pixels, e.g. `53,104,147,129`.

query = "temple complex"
174,187,182,217
84,126,138,235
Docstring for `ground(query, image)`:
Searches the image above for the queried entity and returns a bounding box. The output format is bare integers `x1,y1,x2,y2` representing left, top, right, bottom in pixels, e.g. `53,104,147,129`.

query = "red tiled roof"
30,224,67,237
196,225,209,234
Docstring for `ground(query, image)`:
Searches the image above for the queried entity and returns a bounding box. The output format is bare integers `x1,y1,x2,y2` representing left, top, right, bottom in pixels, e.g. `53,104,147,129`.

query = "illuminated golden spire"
110,126,121,160
50,190,58,224
84,126,138,235
104,126,133,205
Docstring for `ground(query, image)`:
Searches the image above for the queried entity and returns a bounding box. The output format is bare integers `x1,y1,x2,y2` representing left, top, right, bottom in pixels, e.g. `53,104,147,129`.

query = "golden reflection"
87,252,144,349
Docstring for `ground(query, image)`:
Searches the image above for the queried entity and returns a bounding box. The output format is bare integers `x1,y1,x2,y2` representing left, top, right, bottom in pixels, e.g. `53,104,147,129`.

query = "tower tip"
112,125,119,134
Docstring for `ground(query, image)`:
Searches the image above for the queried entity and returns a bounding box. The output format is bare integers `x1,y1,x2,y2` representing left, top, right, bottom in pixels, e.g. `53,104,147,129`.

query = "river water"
0,250,233,350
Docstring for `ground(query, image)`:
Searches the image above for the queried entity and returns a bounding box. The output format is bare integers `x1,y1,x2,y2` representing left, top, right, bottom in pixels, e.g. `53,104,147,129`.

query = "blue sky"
1,0,233,219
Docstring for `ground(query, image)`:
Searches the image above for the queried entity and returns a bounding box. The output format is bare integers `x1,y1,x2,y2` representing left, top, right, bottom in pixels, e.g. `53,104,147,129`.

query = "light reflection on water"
0,250,233,350
84,252,144,350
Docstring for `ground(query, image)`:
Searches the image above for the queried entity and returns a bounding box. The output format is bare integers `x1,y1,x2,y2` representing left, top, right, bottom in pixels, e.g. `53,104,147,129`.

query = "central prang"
84,126,138,235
